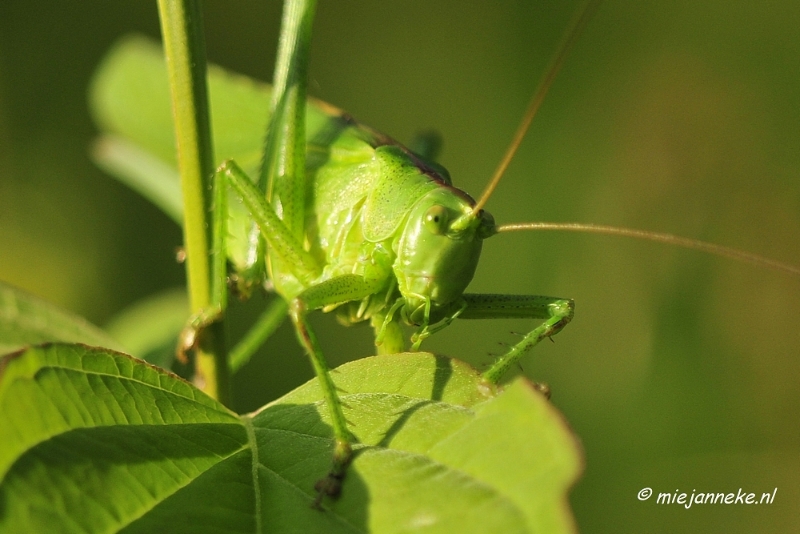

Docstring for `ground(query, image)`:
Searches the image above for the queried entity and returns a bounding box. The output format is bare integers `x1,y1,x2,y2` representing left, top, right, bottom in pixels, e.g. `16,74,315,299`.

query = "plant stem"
229,298,288,373
157,0,230,405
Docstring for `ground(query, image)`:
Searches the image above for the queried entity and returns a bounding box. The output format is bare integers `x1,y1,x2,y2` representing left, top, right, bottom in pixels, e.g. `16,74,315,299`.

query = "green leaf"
0,282,123,356
88,35,275,225
92,135,184,225
0,344,582,533
88,36,347,237
104,287,188,368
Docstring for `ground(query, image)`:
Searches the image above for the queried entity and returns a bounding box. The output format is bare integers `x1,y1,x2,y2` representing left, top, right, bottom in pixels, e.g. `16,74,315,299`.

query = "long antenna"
498,222,800,276
472,0,602,214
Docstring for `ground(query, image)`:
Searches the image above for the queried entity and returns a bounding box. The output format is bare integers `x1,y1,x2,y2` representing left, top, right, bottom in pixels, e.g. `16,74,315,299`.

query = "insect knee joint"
549,299,575,321
289,299,307,322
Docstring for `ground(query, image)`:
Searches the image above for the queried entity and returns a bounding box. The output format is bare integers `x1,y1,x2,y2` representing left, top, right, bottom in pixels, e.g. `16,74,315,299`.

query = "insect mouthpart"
399,290,460,326
399,293,431,327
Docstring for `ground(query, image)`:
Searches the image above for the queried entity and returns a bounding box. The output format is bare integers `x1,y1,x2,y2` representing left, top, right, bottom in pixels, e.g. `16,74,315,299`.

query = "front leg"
409,297,468,350
459,294,575,384
289,274,385,506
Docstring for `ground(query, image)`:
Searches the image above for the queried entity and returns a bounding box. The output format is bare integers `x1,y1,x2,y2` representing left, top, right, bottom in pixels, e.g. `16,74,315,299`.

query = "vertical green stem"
157,0,230,405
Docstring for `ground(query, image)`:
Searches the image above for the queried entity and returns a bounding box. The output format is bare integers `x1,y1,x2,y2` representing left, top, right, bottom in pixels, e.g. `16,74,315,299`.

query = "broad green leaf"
0,282,123,356
0,344,581,533
89,35,347,269
89,36,338,219
0,344,246,533
104,287,188,368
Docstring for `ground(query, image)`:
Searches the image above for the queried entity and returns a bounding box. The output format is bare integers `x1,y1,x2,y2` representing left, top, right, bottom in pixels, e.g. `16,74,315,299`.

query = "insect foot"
312,439,353,509
532,382,552,400
481,297,575,385
175,305,223,363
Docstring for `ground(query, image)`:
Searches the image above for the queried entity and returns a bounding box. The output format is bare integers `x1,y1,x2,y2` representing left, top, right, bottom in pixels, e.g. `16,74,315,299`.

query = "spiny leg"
221,157,394,504
221,160,320,284
180,0,320,359
458,294,575,384
289,274,385,505
177,158,318,360
207,156,385,500
215,160,370,505
290,300,351,505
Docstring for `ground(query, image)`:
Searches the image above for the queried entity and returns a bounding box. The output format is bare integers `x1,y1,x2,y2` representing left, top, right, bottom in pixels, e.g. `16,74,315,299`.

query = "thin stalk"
229,298,289,373
157,0,230,405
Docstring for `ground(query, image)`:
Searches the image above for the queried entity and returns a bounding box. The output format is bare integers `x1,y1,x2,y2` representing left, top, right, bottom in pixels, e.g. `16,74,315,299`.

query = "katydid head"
394,187,496,325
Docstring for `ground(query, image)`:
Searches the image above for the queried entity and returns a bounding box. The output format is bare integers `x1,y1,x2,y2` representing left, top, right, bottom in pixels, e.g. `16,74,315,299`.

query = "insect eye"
423,205,449,235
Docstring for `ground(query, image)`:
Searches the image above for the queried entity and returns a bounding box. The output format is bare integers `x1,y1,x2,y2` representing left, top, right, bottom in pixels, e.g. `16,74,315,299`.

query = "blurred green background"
1,0,798,531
